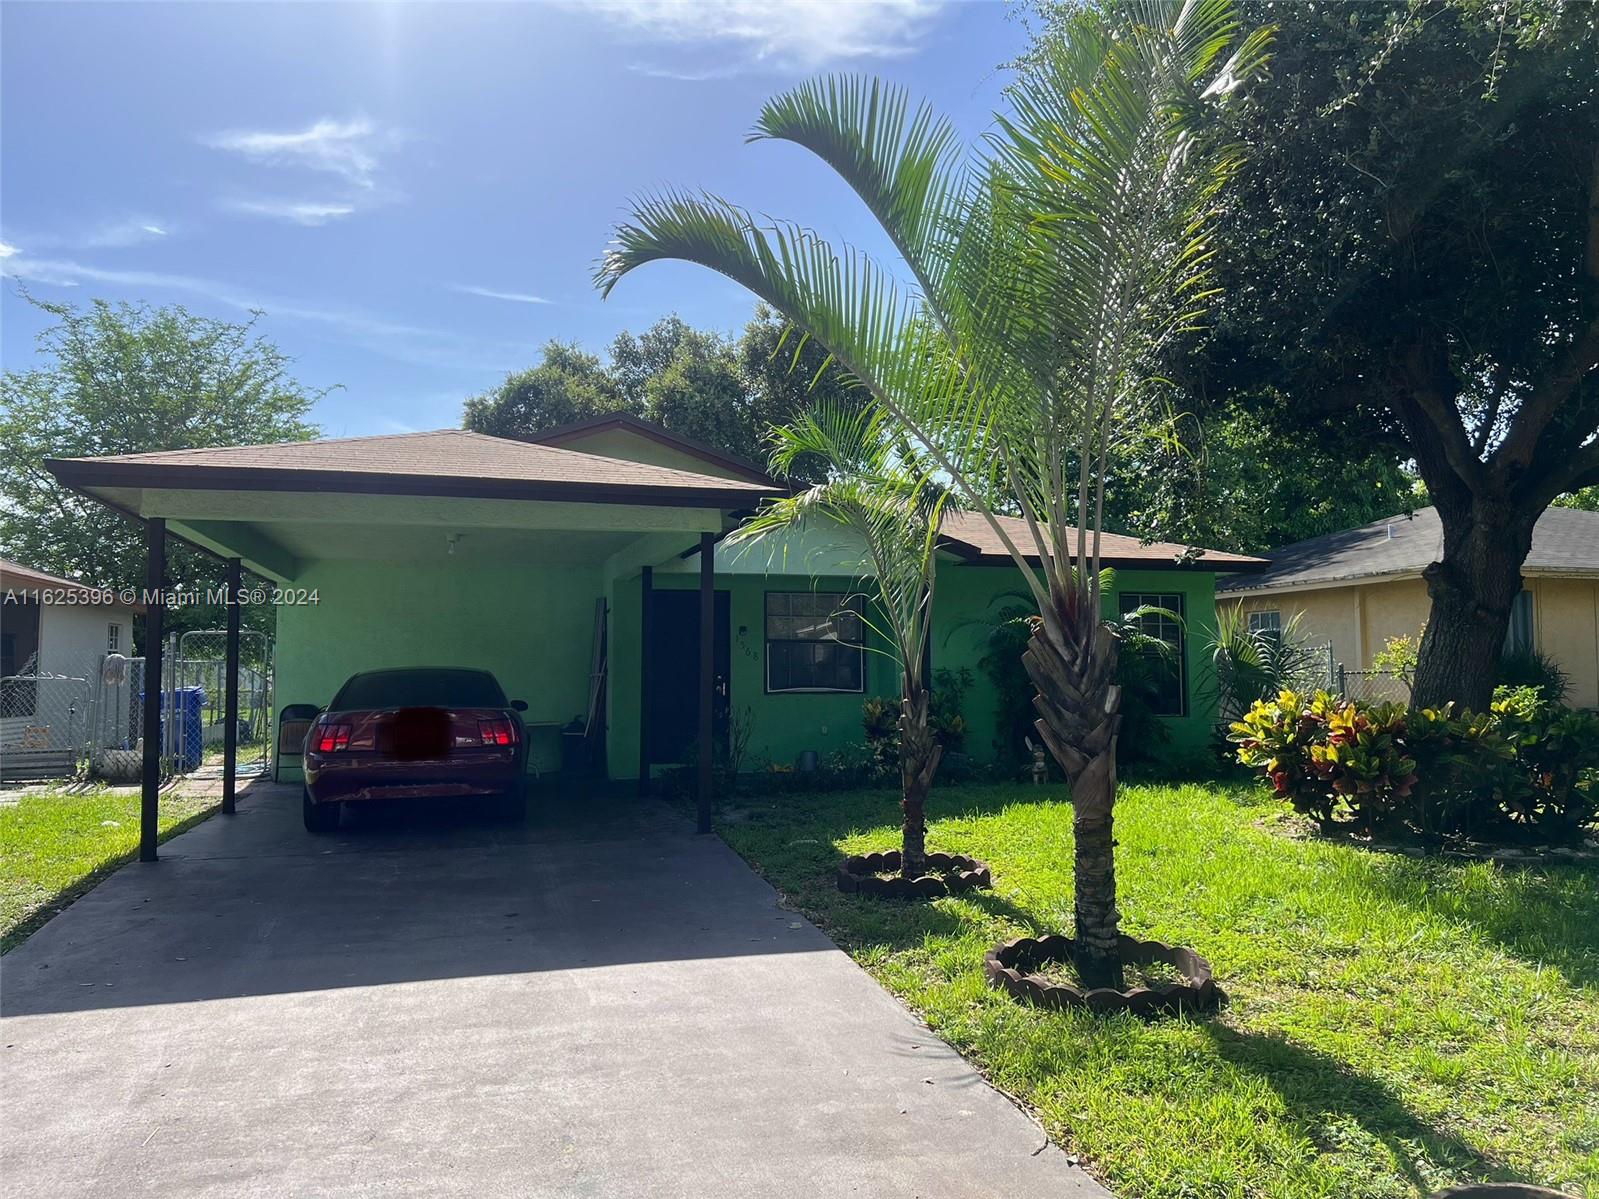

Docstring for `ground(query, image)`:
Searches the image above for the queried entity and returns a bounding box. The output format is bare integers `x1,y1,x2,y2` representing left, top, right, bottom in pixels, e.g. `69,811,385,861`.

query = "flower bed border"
836,849,991,898
984,932,1224,1017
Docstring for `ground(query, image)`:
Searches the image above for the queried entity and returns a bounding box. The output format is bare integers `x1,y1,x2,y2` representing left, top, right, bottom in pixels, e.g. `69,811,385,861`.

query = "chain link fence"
1,654,94,781
1335,666,1412,706
1,631,273,785
173,629,273,777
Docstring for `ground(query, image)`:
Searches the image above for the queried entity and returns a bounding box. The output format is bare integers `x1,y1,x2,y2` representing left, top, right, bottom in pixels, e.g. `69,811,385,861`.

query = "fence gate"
173,629,275,778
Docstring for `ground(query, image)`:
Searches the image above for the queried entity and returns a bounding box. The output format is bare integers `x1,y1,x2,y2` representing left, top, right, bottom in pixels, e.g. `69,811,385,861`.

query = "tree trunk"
1023,617,1125,991
1411,504,1535,712
899,687,942,879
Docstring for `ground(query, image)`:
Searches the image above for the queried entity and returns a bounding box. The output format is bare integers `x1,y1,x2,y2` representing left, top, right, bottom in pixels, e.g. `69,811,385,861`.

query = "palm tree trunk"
899,687,942,878
1023,617,1125,990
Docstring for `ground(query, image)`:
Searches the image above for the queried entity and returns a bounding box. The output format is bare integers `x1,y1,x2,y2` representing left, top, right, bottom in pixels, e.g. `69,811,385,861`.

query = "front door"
645,590,730,764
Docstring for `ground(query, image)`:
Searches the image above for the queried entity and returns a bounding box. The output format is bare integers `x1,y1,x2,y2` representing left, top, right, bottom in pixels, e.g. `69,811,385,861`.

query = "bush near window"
1231,687,1599,843
859,668,974,786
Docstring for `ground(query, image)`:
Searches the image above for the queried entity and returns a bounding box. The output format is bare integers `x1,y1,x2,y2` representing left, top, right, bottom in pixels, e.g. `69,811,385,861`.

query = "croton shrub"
1231,687,1599,843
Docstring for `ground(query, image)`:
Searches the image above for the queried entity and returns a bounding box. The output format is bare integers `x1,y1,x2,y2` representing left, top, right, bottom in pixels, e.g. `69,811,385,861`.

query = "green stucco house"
49,415,1265,790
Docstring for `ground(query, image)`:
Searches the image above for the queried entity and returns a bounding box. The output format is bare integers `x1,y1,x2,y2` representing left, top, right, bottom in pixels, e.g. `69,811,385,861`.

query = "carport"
46,429,780,856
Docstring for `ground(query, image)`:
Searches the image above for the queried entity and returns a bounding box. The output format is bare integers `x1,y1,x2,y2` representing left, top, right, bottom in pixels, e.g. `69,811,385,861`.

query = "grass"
0,787,220,952
717,780,1599,1199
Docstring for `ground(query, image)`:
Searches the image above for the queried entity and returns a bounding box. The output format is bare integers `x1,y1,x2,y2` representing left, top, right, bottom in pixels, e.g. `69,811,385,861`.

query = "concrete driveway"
2,783,1108,1198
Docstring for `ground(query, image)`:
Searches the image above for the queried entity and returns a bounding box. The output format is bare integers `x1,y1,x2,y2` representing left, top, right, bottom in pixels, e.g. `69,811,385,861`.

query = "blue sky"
2,1,1027,437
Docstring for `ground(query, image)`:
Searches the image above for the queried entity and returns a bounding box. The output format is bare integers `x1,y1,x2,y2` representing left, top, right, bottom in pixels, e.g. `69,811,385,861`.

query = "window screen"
765,592,865,693
1120,592,1187,717
1247,610,1281,635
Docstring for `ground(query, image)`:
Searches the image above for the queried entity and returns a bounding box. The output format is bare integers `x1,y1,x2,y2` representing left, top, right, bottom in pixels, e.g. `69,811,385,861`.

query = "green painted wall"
276,558,604,776
935,564,1220,769
277,554,1220,784
603,560,1220,779
606,571,900,778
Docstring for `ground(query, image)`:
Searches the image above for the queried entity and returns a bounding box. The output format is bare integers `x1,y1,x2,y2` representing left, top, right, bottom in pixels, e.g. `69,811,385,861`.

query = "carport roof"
46,428,782,508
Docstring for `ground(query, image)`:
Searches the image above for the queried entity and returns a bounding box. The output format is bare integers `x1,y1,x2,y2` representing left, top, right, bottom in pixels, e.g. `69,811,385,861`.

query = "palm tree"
1206,608,1323,723
598,0,1268,989
733,402,949,877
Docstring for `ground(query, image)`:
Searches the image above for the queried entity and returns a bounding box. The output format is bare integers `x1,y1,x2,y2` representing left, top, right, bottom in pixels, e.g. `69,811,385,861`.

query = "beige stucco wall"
1221,574,1599,708
1534,577,1599,707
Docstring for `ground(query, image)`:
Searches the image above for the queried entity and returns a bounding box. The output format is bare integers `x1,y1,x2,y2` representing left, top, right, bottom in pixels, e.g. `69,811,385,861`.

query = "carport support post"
221,557,241,815
696,532,714,834
637,566,652,796
139,518,166,862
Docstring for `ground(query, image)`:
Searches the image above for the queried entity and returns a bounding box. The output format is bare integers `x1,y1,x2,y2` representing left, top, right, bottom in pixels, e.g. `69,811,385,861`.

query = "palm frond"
751,76,970,324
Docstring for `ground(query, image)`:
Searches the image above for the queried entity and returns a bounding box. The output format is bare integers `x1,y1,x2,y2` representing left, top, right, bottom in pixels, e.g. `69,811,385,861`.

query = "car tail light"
315,723,351,753
478,717,517,747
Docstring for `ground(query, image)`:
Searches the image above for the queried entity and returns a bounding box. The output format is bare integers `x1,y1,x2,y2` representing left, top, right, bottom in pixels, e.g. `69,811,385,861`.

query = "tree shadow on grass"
1200,1023,1527,1194
1354,850,1599,991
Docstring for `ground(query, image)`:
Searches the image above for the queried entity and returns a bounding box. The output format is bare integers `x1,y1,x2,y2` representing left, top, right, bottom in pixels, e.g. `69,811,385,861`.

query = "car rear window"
331,669,508,710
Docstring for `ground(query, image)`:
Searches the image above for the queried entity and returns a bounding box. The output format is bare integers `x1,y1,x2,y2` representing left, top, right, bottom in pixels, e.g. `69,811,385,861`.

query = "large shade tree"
0,294,323,640
1196,0,1599,710
599,0,1268,987
732,403,949,877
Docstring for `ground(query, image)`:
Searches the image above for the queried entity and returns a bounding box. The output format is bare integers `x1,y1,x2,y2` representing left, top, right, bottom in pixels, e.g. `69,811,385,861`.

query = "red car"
302,667,529,832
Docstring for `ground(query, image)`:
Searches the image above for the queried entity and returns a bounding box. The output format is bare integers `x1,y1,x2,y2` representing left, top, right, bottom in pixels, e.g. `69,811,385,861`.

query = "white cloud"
0,254,524,373
450,284,553,305
203,117,393,188
579,0,944,72
0,242,16,259
0,218,171,254
225,198,357,226
80,218,171,248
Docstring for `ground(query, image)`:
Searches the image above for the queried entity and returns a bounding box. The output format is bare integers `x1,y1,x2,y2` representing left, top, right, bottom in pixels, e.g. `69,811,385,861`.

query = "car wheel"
303,788,340,833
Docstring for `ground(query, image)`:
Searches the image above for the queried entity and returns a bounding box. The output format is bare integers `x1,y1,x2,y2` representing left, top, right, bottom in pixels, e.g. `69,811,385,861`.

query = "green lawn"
0,788,219,952
718,780,1599,1199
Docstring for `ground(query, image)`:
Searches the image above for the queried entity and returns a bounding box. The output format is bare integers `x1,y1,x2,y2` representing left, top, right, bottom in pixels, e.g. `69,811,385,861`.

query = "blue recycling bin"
140,686,208,771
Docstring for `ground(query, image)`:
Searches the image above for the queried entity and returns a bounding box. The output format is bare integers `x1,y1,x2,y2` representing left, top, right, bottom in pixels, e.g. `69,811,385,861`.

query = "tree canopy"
461,306,859,482
1191,0,1599,707
0,293,323,642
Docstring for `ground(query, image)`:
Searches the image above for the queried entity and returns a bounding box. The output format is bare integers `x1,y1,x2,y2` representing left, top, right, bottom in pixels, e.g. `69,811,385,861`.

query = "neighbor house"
1,557,143,777
1217,505,1599,707
46,419,1266,784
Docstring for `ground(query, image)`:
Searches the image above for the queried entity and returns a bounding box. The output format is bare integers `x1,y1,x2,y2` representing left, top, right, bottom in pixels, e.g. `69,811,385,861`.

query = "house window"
1504,590,1533,655
1247,610,1281,636
107,623,122,652
1120,592,1187,717
766,592,865,693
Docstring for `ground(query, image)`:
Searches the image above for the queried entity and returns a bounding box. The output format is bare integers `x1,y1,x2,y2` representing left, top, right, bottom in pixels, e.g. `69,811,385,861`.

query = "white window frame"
107,622,122,652
1247,610,1282,635
764,591,866,694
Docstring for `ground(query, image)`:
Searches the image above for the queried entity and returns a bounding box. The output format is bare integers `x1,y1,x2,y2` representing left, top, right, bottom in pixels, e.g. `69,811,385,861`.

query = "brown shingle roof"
47,429,780,508
1216,505,1599,594
0,558,143,610
939,512,1267,571
529,413,774,485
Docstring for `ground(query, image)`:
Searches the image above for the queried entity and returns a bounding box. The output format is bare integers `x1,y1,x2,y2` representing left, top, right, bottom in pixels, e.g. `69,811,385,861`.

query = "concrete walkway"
2,783,1108,1198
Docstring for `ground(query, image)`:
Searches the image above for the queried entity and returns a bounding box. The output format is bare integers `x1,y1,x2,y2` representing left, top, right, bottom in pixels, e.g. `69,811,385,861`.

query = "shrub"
1231,691,1417,834
860,668,975,785
1231,689,1599,843
1371,628,1422,695
1204,607,1327,722
1496,649,1571,706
